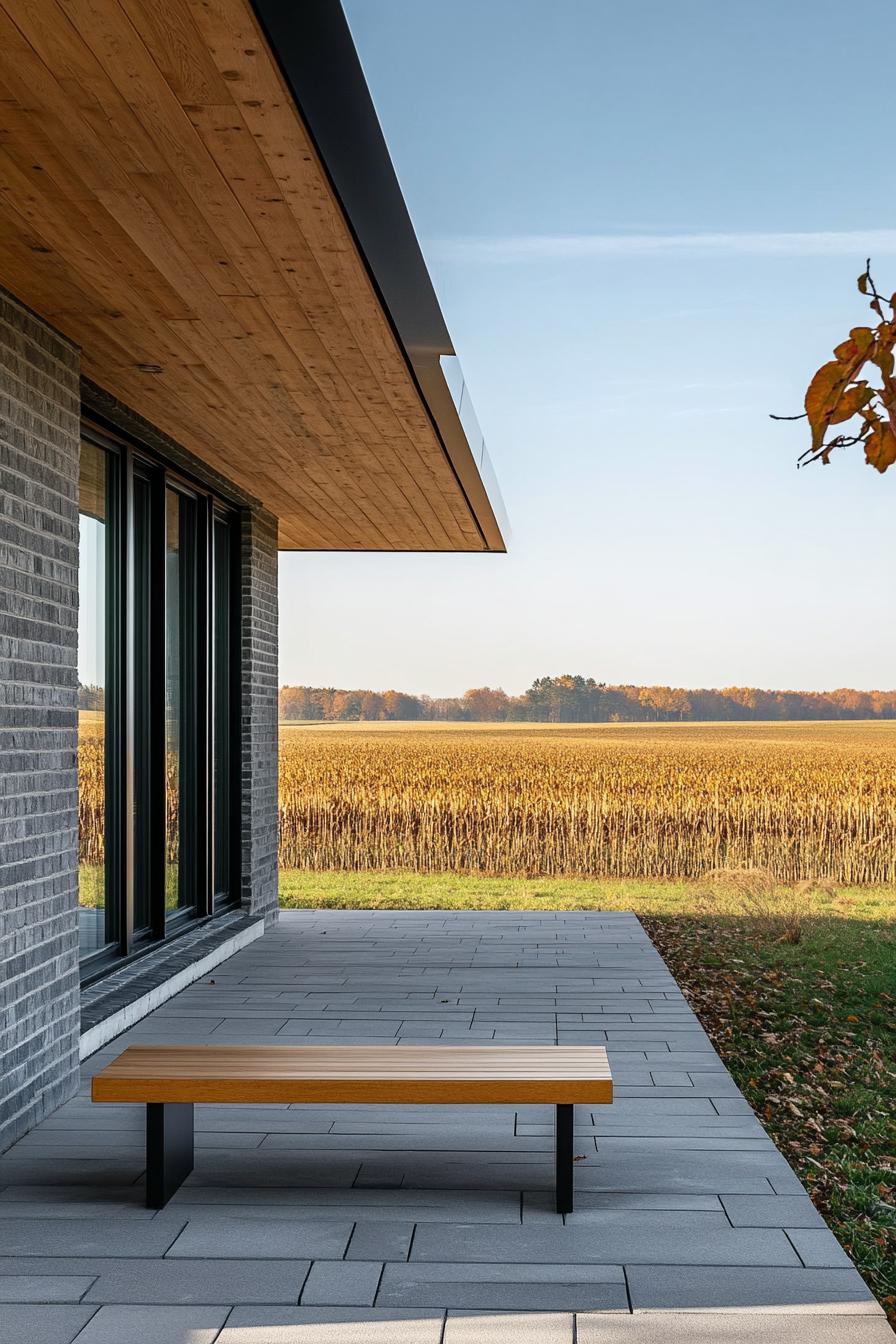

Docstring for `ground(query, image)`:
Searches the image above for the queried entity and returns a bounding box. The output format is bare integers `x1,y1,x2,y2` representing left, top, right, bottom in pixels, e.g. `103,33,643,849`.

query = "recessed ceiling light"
136,363,163,374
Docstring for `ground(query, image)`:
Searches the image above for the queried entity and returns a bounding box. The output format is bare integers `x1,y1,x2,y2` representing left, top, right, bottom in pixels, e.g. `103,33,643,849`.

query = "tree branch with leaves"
772,260,896,472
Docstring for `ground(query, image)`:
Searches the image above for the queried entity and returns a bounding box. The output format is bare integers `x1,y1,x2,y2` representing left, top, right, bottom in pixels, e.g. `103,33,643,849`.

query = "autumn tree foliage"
778,261,896,472
278,678,896,724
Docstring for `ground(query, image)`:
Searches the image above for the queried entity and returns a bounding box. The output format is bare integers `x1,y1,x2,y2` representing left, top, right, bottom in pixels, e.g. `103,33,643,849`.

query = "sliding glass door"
77,426,240,978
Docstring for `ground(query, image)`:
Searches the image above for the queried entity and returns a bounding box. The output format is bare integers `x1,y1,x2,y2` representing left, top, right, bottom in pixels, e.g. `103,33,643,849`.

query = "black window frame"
78,420,242,984
211,509,241,912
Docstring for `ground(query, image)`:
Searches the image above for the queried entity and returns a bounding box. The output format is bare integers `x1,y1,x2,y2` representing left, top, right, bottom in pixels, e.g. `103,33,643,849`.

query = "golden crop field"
278,721,896,884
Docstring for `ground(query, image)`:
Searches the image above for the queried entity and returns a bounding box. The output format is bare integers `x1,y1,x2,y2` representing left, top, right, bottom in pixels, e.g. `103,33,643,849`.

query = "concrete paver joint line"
1,910,882,1339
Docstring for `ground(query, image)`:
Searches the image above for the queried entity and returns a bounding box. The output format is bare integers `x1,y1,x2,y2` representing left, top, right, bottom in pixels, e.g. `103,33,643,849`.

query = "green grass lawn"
281,870,896,1319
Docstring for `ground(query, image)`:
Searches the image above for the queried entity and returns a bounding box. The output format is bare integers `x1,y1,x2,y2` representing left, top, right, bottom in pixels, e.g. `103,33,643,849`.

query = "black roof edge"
248,0,507,552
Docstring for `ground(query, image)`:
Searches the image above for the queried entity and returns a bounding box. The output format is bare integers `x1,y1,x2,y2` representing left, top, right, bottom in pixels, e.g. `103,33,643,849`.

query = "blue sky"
278,0,896,696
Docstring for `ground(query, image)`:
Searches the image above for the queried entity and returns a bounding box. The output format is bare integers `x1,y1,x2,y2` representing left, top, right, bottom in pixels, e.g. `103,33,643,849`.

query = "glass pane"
78,441,114,956
212,516,233,903
133,472,153,934
165,488,198,916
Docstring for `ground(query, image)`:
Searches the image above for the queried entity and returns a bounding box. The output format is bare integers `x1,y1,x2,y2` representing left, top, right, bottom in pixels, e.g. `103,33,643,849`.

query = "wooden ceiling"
0,0,499,550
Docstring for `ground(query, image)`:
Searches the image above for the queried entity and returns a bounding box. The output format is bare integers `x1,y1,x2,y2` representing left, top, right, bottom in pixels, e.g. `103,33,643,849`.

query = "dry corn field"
278,721,896,883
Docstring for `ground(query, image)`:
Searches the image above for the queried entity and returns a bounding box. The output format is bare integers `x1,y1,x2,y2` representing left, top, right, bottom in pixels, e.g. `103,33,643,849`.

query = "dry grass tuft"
698,866,838,943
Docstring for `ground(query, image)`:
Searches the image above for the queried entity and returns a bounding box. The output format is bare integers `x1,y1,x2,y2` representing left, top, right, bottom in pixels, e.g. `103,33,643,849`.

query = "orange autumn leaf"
865,425,896,473
827,382,874,425
833,326,874,366
804,360,852,451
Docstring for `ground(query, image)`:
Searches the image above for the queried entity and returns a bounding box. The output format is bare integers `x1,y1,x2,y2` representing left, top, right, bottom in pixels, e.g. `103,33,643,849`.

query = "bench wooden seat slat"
92,1044,613,1079
91,1044,613,1213
91,1044,612,1105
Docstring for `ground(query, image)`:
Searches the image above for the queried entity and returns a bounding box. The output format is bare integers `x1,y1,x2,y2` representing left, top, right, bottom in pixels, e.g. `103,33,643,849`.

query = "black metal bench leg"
555,1103,574,1214
146,1102,194,1209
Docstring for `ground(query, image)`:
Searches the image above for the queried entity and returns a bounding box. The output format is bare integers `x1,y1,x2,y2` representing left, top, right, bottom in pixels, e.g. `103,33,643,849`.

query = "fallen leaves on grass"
642,915,896,1322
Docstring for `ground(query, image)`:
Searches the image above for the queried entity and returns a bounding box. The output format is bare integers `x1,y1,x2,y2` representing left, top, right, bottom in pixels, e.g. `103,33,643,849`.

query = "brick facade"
0,292,82,1151
0,294,280,1153
239,508,280,923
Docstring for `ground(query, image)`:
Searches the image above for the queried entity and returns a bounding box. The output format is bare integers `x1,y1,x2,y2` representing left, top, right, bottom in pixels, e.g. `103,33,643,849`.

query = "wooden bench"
92,1044,612,1213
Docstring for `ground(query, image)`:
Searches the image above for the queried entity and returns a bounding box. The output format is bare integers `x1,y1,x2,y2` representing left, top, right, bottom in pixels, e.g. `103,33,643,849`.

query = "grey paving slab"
524,1120,767,1138
346,1221,414,1260
720,1195,827,1228
218,1306,444,1343
81,1258,310,1303
0,1202,155,1221
613,1081,745,1098
0,1305,97,1344
590,1098,718,1115
194,1114,333,1134
69,1305,229,1343
786,1228,857,1268
574,1151,805,1195
300,1259,382,1306
0,1163,144,1186
0,1185,148,1206
523,1192,724,1220
176,1156,363,1187
0,1218,184,1258
378,1262,628,1311
589,1137,775,1152
332,1119,517,1137
410,1217,801,1267
167,1188,521,1222
164,1216,352,1259
625,1265,878,1311
260,1132,548,1153
0,1276,96,1303
0,909,878,1331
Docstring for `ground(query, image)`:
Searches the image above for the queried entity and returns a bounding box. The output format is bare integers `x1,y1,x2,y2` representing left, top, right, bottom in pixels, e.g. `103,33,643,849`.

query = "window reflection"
165,488,198,916
78,440,113,955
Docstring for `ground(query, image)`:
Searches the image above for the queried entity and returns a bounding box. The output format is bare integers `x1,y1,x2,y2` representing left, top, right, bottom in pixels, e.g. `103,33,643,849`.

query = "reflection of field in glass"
165,864,179,911
78,710,105,907
165,719,180,910
279,721,896,884
78,711,181,905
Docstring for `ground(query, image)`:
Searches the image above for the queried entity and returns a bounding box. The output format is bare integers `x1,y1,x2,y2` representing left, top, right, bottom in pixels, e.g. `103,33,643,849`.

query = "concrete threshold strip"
79,920,265,1060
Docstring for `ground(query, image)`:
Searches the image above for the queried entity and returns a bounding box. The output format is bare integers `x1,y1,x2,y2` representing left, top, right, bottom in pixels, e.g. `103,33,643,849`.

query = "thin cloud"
430,229,896,264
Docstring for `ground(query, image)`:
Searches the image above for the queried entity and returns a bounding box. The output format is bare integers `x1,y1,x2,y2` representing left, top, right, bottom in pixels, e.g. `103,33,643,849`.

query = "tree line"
279,675,896,723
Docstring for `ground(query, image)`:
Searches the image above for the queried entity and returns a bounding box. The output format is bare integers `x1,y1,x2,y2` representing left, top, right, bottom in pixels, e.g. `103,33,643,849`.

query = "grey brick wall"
0,291,81,1153
0,295,280,1153
239,507,279,923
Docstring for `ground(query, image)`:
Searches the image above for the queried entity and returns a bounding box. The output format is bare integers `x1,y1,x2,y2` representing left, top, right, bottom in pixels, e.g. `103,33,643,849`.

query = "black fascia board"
248,0,508,551
249,0,452,359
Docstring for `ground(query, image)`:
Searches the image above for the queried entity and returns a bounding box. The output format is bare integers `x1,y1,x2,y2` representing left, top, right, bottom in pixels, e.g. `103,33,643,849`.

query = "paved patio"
0,910,890,1343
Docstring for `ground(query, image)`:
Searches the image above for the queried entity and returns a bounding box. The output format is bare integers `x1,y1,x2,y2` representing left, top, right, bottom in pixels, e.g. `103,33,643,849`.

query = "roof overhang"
0,0,507,552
